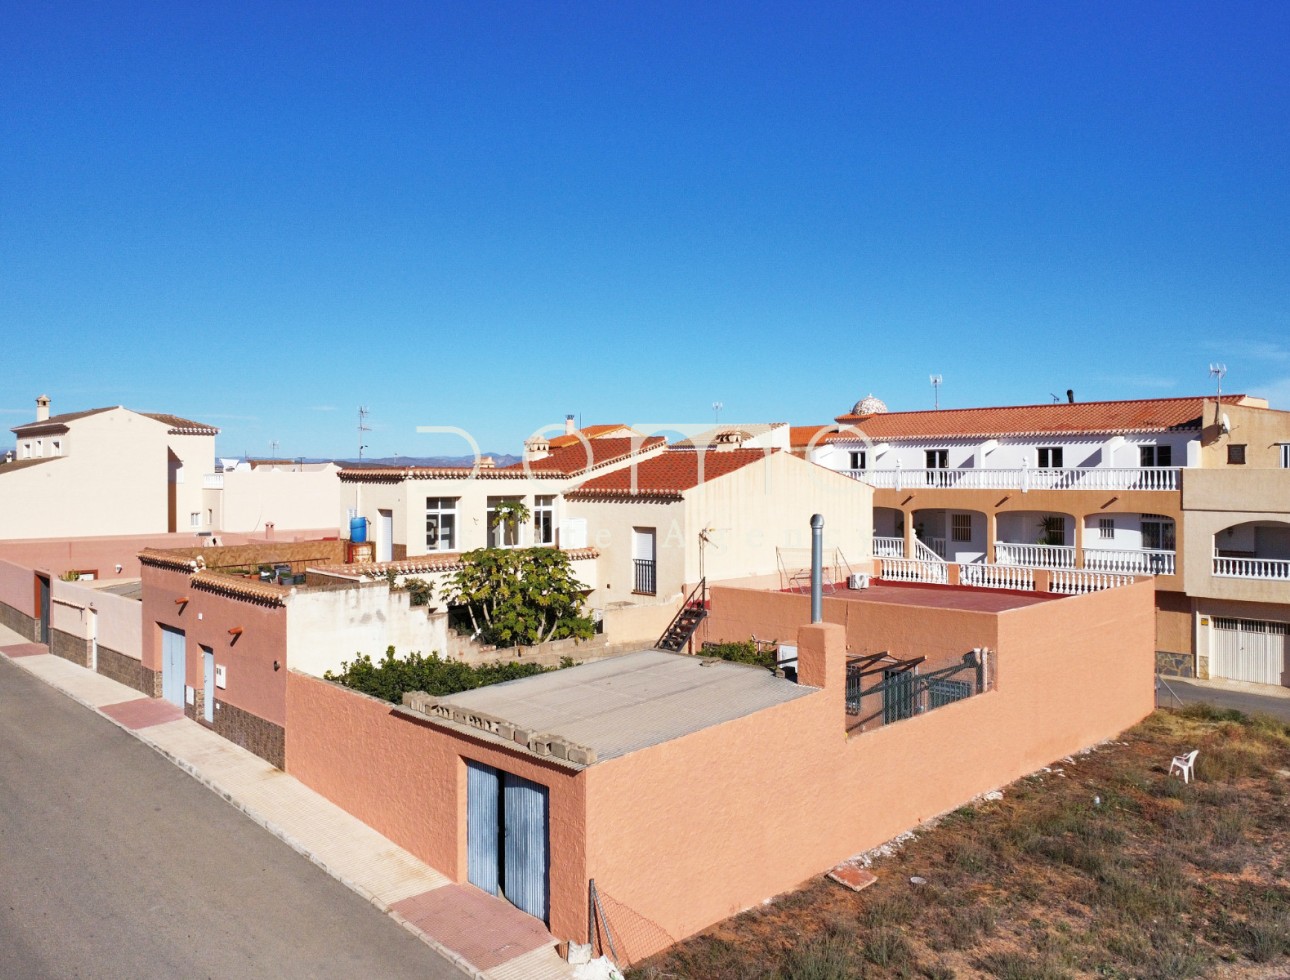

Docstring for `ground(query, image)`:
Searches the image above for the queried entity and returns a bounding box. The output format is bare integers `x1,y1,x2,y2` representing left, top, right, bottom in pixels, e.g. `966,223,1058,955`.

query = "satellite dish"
1220,413,1231,434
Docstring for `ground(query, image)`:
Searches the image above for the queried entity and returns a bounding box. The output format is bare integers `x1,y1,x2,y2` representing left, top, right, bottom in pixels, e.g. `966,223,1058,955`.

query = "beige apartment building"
803,393,1290,685
1,396,218,539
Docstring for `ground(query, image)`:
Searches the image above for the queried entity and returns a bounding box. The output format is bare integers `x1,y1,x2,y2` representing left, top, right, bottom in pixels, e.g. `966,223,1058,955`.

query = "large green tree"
445,546,595,647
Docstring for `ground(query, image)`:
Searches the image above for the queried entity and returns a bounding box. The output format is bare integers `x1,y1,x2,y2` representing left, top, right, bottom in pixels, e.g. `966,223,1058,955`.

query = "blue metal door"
202,647,215,723
161,626,186,708
503,773,549,923
466,761,501,896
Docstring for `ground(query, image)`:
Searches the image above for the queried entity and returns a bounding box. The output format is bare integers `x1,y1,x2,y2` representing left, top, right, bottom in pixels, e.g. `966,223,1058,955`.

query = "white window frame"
486,496,523,549
1139,444,1172,467
189,512,201,528
1099,517,1115,541
20,441,31,459
925,449,949,469
533,495,555,546
849,450,866,470
425,497,458,552
51,439,61,456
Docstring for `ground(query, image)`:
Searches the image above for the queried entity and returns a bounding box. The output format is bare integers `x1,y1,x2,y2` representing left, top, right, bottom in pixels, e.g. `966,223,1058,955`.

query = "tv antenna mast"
712,401,723,424
1208,364,1227,424
357,406,371,460
930,374,943,410
269,440,279,458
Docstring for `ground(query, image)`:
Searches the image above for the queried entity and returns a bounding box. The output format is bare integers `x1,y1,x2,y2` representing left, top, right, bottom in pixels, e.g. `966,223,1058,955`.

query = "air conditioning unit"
848,573,870,590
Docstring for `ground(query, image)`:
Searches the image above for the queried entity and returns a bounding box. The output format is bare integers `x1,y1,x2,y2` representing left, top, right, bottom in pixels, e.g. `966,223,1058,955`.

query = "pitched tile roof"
0,456,61,476
788,425,838,449
831,396,1248,440
499,436,666,475
565,448,776,501
548,424,634,449
11,407,219,436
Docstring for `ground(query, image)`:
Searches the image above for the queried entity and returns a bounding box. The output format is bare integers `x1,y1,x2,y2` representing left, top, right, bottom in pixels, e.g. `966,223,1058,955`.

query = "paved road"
0,656,463,980
1157,674,1290,723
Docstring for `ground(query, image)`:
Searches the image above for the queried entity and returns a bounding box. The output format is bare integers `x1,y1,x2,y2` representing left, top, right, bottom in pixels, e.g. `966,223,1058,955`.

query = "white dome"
851,394,888,416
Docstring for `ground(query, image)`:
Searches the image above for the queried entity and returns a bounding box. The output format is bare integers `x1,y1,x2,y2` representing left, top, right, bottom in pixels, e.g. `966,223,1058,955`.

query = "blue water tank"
349,516,367,543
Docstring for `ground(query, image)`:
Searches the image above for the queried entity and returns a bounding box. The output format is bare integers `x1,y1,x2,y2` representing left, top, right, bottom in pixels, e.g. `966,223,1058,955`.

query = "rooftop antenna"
712,401,723,424
357,406,371,460
1208,363,1227,424
269,440,279,458
929,374,943,410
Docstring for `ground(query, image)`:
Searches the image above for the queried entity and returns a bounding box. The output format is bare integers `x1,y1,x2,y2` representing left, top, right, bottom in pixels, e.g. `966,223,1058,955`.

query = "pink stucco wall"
285,671,589,941
141,564,289,725
278,578,1156,962
0,559,34,617
581,580,1157,960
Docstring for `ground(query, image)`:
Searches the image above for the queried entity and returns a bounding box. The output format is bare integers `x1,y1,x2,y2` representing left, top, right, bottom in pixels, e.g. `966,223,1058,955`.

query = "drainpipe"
810,514,824,623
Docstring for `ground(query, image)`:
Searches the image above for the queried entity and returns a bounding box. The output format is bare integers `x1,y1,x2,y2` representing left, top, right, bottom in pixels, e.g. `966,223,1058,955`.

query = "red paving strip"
100,698,185,730
1,643,50,657
392,884,555,970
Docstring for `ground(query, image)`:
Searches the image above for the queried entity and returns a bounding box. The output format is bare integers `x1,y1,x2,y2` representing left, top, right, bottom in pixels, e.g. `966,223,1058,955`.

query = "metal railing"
633,558,657,595
872,535,905,558
846,650,986,729
851,466,1182,493
1213,556,1290,581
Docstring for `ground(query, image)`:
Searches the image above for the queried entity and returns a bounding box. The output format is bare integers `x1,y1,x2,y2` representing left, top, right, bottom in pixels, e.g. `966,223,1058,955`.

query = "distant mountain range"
326,454,523,468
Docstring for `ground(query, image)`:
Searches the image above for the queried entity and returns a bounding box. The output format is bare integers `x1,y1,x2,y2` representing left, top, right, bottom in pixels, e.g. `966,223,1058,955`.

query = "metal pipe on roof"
810,514,824,623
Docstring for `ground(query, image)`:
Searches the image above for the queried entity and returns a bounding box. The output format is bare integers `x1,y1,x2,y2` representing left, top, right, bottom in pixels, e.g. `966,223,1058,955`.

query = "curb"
1,649,478,978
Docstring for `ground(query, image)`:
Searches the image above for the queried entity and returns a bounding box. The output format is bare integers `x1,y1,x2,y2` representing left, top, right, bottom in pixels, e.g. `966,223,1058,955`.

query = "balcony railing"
633,558,657,595
202,473,224,489
872,535,905,558
994,543,1176,575
849,466,1181,493
1213,556,1290,581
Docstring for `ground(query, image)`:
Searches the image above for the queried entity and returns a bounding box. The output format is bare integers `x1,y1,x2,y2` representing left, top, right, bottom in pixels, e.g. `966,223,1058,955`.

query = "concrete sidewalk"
0,625,575,980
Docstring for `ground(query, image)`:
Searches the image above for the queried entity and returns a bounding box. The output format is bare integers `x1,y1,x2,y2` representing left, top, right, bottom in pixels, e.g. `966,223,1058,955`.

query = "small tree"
446,547,595,647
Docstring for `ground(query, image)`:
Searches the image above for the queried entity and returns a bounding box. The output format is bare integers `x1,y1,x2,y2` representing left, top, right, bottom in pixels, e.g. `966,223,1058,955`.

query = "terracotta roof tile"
309,546,600,578
11,407,116,433
500,436,665,475
548,424,633,449
789,425,838,448
832,395,1248,440
0,456,61,475
191,571,289,606
566,448,775,500
141,413,220,435
12,407,218,436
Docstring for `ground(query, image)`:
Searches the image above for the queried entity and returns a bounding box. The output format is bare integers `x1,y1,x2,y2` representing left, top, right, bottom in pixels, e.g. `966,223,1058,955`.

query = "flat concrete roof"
437,649,813,763
786,581,1061,613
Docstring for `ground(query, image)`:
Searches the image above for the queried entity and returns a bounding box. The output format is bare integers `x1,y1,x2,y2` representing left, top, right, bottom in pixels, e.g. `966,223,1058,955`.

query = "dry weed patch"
630,707,1290,979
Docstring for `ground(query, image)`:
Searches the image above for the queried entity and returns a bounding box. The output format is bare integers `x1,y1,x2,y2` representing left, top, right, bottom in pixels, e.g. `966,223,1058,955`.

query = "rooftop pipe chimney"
565,414,576,435
1066,389,1075,404
810,514,824,624
36,394,50,422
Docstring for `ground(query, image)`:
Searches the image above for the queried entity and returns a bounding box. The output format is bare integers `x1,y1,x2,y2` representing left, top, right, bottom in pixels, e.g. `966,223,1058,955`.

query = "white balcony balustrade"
1084,547,1175,576
1213,556,1290,581
202,473,224,489
849,466,1181,493
872,536,905,558
995,542,1076,568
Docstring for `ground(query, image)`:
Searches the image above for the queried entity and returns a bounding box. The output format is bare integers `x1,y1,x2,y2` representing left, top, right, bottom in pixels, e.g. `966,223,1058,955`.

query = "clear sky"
3,2,1287,458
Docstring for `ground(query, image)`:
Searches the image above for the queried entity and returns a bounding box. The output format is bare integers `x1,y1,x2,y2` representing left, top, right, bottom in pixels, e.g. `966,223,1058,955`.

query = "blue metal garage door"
161,626,186,708
465,760,549,924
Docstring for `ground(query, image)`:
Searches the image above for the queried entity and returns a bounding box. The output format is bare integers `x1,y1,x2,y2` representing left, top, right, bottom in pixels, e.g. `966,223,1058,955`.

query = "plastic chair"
1169,749,1199,784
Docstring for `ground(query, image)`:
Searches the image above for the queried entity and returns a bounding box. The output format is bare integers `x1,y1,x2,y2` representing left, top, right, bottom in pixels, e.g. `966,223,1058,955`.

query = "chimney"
36,394,50,422
810,514,824,624
478,455,495,469
1066,389,1075,404
565,414,576,435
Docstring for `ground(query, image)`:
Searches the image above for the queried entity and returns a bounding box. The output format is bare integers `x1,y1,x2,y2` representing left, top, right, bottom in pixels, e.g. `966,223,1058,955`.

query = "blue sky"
3,2,1287,458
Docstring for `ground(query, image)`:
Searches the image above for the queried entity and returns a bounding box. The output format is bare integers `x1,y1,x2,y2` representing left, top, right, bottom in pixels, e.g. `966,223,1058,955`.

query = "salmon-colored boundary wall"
0,529,337,581
581,578,1157,959
141,564,289,725
705,584,1002,669
278,577,1154,963
285,671,589,941
0,559,33,616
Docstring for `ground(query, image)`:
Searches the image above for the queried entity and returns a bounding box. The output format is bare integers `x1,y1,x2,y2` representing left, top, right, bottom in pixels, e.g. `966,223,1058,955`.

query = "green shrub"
701,639,778,670
324,646,560,703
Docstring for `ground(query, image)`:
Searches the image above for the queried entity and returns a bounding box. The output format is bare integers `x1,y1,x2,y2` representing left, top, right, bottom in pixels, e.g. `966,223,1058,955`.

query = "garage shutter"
1211,618,1289,686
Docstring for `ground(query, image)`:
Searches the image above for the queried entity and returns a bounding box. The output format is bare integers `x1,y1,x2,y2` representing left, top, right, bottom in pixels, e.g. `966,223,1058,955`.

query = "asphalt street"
0,655,463,979
1157,674,1290,722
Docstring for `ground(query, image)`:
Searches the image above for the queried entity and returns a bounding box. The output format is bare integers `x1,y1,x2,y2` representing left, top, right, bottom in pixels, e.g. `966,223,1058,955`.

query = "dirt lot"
629,705,1290,979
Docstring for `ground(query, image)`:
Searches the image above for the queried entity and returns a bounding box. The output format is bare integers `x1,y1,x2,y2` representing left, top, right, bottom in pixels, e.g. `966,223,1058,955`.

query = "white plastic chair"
1169,749,1199,784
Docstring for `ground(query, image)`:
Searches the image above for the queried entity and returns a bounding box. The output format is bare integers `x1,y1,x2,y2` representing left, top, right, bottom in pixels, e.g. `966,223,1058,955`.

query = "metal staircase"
655,578,707,652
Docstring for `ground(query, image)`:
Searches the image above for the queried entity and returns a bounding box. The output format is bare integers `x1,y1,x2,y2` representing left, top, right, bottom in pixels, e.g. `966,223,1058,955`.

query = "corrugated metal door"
1212,618,1288,686
161,626,186,707
38,575,50,644
503,773,549,923
466,761,501,896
